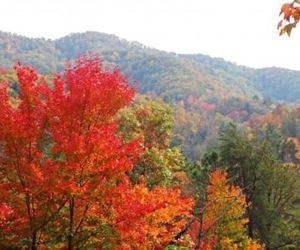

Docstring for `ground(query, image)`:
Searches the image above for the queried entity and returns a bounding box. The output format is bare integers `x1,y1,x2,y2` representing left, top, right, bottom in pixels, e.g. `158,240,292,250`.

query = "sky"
0,0,300,70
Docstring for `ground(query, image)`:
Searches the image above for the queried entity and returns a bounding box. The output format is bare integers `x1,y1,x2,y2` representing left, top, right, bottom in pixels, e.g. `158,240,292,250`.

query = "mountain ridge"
1,30,300,159
1,30,300,103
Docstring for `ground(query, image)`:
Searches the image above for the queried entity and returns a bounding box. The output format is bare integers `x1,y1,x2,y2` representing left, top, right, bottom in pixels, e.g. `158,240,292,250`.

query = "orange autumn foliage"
111,178,194,250
189,170,263,250
278,1,300,36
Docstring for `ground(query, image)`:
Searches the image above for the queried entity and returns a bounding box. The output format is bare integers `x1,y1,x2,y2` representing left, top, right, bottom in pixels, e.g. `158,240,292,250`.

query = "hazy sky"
1,0,300,70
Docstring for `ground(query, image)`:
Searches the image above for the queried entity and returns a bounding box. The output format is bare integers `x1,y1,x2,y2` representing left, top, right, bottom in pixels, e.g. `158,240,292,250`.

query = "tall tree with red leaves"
0,55,193,250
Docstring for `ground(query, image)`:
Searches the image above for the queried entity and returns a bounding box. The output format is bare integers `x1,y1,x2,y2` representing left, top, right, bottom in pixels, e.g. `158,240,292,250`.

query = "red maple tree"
0,55,193,250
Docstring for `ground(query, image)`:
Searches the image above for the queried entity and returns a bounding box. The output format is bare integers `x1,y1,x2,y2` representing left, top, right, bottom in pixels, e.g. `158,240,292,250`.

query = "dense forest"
1,30,300,249
2,31,300,160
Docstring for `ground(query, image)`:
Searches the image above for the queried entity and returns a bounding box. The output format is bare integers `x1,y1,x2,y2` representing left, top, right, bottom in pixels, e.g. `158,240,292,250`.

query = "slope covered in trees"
1,31,300,161
0,54,271,250
1,3,300,248
1,31,300,103
2,51,300,250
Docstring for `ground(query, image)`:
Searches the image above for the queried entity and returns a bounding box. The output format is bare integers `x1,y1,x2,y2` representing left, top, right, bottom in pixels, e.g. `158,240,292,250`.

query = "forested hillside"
2,29,300,249
2,31,300,102
1,31,300,159
2,53,300,250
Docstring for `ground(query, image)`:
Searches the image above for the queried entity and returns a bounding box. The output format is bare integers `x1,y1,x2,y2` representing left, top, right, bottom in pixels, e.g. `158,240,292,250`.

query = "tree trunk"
246,203,254,238
31,230,37,250
67,197,75,250
195,216,203,249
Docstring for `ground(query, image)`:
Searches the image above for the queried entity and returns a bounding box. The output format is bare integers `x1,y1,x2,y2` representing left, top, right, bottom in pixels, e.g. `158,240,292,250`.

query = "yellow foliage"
192,170,264,249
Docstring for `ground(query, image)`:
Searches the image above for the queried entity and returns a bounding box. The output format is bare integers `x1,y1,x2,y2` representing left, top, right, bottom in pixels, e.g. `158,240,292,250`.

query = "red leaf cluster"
0,55,193,249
